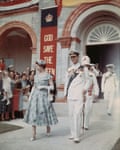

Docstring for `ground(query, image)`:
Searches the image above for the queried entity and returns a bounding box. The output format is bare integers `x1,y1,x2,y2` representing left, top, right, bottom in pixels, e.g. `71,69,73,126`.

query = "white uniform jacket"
64,63,80,97
87,72,99,97
101,72,118,93
67,72,90,100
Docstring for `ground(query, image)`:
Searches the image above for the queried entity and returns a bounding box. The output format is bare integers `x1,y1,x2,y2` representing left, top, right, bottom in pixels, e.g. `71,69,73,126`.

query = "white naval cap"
106,64,115,68
69,49,80,56
81,56,91,65
90,63,95,66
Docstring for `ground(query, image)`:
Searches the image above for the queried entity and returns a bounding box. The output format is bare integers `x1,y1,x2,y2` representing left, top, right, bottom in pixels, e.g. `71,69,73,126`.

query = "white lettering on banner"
44,34,53,42
43,45,54,53
44,56,53,64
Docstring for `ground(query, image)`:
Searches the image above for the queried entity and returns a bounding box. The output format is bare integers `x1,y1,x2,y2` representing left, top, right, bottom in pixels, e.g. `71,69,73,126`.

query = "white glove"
6,99,10,105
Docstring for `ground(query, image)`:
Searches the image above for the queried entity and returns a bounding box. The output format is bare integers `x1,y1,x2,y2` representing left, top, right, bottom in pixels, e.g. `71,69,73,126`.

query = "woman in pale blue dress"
24,60,58,141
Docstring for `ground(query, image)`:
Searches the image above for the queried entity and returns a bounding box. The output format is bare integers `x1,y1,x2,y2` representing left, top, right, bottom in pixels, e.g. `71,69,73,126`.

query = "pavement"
0,97,120,150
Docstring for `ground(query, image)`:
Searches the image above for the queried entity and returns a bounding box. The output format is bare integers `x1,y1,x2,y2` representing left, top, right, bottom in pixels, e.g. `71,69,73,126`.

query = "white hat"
81,56,91,65
106,64,115,68
36,59,46,65
8,65,14,68
69,50,79,56
90,63,95,66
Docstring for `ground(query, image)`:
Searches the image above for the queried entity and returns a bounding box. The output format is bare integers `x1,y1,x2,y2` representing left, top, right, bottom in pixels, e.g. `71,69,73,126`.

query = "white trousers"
84,96,93,129
68,100,83,139
104,90,115,114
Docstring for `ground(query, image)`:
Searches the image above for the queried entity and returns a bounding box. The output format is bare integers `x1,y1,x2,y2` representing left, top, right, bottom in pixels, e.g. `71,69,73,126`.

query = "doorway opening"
86,43,120,76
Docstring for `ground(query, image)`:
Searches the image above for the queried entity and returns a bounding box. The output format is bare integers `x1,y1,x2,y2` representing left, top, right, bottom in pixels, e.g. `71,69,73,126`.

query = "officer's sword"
82,95,86,134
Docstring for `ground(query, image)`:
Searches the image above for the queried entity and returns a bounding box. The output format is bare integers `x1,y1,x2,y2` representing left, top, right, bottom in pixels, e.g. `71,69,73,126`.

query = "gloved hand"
6,99,10,105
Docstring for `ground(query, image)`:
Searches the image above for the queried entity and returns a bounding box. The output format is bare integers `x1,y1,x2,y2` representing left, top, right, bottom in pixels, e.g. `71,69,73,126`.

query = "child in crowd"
22,85,30,116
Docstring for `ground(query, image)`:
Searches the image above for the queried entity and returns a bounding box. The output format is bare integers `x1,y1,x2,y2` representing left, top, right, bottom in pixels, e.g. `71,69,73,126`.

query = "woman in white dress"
24,60,58,141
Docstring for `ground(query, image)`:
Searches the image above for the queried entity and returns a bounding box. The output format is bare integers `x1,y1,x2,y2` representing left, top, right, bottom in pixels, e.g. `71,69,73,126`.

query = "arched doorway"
0,22,37,72
86,23,120,98
86,23,120,75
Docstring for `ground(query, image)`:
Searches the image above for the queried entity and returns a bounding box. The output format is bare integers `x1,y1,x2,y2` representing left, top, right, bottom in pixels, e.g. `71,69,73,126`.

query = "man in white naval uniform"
101,64,118,116
64,51,90,143
81,56,99,130
64,50,80,98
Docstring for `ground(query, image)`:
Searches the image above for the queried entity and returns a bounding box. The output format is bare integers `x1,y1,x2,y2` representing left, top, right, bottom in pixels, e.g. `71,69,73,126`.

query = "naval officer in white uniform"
64,50,91,143
101,64,118,115
81,56,99,130
64,50,80,98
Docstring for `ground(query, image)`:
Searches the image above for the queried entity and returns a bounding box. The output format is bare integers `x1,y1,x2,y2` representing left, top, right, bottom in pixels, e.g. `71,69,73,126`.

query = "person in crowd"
0,58,6,71
81,56,99,130
2,70,13,120
49,72,57,103
89,64,100,77
25,67,31,76
24,60,58,141
13,73,22,118
9,71,16,119
22,85,30,116
0,89,7,121
7,65,15,73
18,73,28,118
89,64,101,102
26,73,34,92
95,63,103,99
0,70,6,121
101,64,118,116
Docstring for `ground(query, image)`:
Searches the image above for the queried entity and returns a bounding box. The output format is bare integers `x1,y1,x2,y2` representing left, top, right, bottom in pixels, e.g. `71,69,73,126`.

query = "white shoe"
74,138,80,143
68,136,74,140
6,100,10,105
46,133,51,136
30,137,36,141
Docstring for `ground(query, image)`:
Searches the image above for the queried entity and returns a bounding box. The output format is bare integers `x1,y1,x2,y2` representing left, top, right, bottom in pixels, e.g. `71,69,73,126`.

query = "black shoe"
107,113,111,116
84,128,88,130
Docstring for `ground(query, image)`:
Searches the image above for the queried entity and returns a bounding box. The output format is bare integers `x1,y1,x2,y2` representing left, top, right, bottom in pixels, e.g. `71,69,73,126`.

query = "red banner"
0,0,31,6
40,7,57,77
55,0,62,16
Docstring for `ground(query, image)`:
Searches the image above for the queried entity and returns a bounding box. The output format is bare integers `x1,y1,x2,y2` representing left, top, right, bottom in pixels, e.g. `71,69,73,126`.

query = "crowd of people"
0,58,57,122
0,59,35,121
